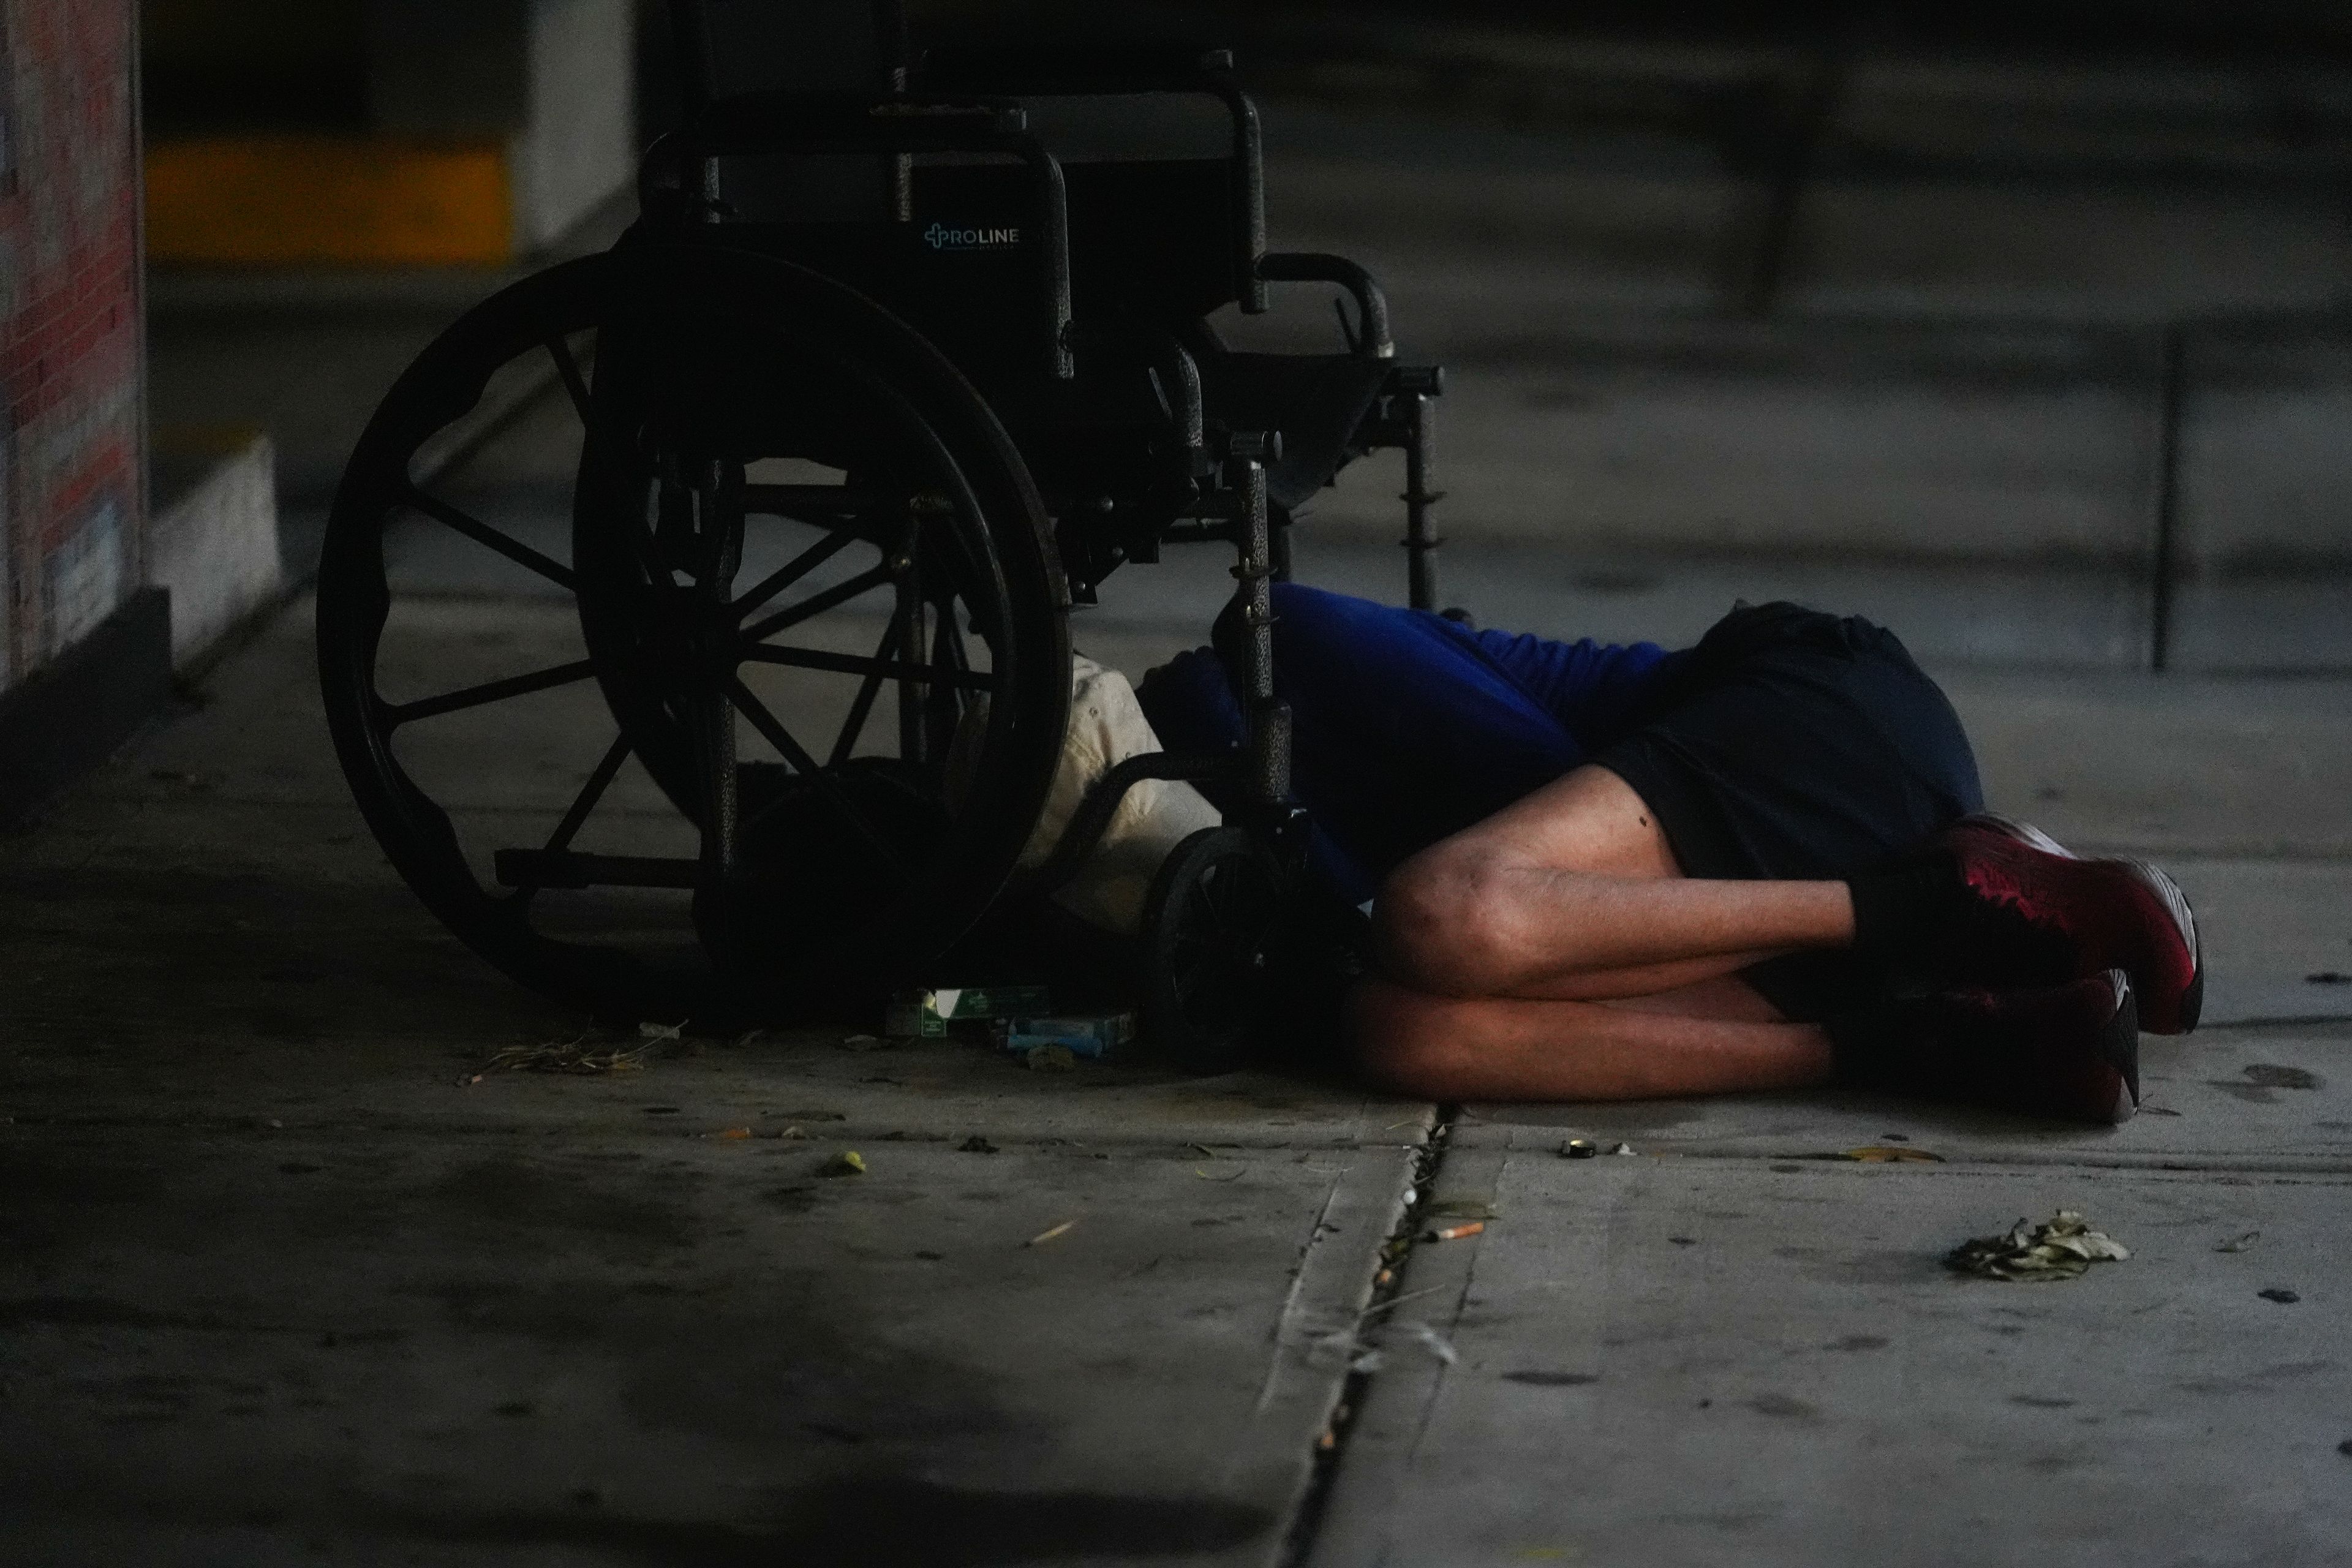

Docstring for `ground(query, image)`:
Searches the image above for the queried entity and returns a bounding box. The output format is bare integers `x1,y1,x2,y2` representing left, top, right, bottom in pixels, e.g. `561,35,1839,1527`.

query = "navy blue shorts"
1594,601,1983,1020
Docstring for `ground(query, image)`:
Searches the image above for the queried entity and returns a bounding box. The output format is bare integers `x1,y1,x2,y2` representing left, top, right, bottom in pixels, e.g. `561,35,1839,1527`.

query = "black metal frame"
643,1,1447,897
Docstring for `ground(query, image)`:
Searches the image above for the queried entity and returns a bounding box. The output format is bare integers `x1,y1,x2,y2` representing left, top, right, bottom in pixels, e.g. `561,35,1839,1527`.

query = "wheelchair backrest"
657,2,1262,391
670,0,906,106
669,0,908,224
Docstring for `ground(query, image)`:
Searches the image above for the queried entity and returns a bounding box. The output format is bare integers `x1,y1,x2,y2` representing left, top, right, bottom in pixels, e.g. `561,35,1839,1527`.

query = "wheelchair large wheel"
317,244,1069,1021
1138,826,1284,1072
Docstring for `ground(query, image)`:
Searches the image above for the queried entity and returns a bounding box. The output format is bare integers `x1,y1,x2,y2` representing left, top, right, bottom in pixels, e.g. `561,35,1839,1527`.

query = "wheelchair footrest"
495,849,703,891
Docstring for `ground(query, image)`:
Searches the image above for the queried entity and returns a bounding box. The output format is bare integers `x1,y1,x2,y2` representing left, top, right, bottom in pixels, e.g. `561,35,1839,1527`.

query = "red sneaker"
1882,969,2141,1125
1934,813,2203,1035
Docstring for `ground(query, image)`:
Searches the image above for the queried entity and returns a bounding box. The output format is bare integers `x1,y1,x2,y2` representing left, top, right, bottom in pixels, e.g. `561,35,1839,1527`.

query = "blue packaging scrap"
1002,1012,1136,1060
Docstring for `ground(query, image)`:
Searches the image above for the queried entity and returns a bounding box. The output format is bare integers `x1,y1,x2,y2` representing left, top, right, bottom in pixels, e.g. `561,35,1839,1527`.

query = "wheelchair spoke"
546,334,592,424
508,731,633,906
740,560,896,644
385,658,598,728
545,731,634,854
725,678,914,881
737,642,994,693
731,528,859,621
829,601,909,767
404,485,578,592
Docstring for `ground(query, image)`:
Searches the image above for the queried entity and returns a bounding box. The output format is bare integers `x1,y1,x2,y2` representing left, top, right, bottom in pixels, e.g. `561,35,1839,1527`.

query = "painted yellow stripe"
145,136,512,266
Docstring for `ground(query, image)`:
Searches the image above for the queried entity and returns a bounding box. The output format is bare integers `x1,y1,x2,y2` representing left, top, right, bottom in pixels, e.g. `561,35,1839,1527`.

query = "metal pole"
2149,322,2187,674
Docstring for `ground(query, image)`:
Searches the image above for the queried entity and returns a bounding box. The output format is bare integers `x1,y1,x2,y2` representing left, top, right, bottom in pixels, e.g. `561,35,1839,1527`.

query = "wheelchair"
315,0,1445,1066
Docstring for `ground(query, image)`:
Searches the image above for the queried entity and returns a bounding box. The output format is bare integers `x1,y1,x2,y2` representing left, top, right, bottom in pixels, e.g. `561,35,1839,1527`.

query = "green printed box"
885,986,1055,1038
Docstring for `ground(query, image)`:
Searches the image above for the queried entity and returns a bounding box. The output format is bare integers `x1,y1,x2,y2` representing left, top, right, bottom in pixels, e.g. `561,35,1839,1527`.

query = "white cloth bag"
952,653,1223,934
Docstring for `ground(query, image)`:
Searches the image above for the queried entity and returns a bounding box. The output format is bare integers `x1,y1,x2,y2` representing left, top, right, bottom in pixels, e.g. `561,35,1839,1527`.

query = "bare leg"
1351,973,1834,1102
1505,951,1793,1003
1376,764,1855,999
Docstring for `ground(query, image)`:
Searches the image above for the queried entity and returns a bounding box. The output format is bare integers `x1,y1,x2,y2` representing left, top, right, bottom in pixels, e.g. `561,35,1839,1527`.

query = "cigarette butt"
1026,1219,1077,1247
1428,1221,1486,1242
1374,1268,1394,1287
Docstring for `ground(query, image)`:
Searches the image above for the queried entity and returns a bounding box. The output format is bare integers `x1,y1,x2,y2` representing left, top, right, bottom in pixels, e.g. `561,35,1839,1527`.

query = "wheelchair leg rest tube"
1402,391,1443,612
895,530,930,769
1231,454,1294,810
695,466,745,888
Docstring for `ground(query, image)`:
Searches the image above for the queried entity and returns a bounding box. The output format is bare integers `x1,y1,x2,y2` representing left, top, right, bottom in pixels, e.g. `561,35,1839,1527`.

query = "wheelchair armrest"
918,50,1271,317
1256,254,1394,360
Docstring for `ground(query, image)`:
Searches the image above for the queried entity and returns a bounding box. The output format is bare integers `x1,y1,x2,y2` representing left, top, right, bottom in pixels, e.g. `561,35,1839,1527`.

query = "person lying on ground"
1136,585,2201,1124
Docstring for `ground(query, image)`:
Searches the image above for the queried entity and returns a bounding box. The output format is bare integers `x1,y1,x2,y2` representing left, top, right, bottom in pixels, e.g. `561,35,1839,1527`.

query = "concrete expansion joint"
1280,1101,1460,1567
2214,1012,2352,1031
1659,1150,2352,1178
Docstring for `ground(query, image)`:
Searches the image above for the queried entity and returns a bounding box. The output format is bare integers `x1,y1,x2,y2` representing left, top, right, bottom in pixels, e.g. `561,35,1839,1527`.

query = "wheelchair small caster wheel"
1139,826,1283,1073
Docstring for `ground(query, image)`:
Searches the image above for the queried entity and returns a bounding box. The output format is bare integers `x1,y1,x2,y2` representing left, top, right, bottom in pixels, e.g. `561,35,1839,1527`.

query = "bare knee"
1373,847,1534,997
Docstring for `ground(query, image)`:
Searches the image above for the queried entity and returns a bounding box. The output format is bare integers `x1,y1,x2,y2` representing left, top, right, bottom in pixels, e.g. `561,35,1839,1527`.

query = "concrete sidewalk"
2,564,2347,1561
0,597,1428,1566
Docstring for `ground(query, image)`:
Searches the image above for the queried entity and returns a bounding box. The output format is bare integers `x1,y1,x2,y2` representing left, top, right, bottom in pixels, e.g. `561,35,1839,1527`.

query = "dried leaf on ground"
481,1034,654,1077
2215,1230,2261,1253
1024,1044,1077,1072
819,1150,867,1177
1945,1210,2130,1281
1835,1145,1946,1164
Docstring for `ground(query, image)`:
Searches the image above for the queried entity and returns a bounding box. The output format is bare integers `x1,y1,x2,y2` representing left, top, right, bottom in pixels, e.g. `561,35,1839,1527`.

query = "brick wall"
0,0,142,697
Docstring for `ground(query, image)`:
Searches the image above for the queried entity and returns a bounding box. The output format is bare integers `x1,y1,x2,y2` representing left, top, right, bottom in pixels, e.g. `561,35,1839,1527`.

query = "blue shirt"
1137,583,1675,902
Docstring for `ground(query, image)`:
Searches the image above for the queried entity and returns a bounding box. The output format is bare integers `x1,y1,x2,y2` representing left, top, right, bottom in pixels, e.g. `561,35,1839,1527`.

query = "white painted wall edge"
148,434,284,672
